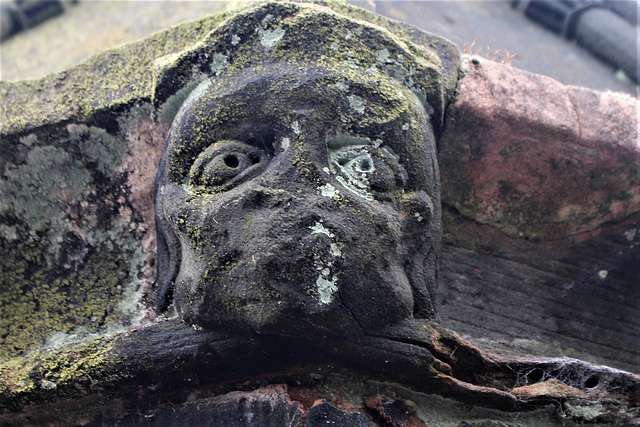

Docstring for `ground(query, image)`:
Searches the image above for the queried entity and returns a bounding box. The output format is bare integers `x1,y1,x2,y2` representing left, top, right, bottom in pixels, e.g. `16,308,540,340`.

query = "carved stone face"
155,63,441,338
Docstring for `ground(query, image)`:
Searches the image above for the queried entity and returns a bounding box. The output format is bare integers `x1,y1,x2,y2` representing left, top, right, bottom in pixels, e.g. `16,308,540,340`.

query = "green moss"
0,224,141,360
150,0,457,135
1,0,458,361
0,334,116,401
0,10,235,135
0,117,147,360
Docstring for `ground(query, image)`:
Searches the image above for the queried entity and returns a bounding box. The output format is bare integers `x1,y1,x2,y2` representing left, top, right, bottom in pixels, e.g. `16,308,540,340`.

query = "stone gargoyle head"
154,1,459,340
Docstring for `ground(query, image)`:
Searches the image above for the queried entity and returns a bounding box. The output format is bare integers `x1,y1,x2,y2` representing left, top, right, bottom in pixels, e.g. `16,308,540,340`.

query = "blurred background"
1,0,638,97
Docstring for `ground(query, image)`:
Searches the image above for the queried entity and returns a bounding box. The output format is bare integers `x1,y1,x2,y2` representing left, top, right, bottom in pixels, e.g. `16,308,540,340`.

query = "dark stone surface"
90,385,303,426
305,401,370,427
365,394,426,426
153,0,456,341
1,317,638,425
1,2,639,426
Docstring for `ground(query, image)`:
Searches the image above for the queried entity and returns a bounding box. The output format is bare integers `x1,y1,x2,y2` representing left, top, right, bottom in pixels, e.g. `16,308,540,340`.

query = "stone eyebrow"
326,134,376,149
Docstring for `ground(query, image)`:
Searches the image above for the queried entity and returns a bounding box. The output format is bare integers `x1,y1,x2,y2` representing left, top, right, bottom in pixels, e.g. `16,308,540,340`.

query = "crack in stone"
565,87,582,147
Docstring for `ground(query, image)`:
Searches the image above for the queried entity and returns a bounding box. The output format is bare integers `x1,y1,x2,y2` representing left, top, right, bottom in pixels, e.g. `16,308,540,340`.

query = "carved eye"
328,145,407,200
190,140,269,189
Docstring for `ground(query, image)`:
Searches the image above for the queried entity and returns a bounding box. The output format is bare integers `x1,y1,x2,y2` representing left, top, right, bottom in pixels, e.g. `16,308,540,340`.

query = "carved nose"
239,185,291,209
401,191,433,223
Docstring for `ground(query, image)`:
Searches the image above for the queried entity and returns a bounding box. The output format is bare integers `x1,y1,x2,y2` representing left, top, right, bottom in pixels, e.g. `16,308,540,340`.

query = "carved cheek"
159,184,191,224
399,191,433,224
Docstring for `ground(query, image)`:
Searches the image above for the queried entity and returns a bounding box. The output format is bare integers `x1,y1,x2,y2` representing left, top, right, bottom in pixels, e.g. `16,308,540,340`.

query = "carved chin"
174,227,415,338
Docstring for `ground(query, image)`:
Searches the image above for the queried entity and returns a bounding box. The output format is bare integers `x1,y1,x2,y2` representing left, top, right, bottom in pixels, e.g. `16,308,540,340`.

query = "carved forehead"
152,1,456,131
168,63,427,144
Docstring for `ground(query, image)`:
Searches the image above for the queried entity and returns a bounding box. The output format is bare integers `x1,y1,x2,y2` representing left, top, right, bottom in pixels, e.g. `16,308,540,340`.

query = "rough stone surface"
437,56,639,374
2,319,637,425
0,0,460,360
153,0,452,338
0,8,233,361
439,57,639,240
365,394,427,426
305,401,370,426
93,385,303,426
0,1,638,425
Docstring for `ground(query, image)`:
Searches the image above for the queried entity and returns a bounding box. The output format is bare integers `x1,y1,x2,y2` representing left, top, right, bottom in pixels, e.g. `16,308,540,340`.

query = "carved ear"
154,163,181,313
408,246,438,319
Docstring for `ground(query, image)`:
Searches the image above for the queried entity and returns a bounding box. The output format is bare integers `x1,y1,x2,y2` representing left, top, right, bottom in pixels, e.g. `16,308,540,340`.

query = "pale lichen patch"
210,53,228,75
259,27,286,48
376,48,391,63
624,228,637,242
310,221,334,238
292,121,301,135
564,402,607,422
281,137,290,151
347,95,365,114
330,243,342,257
318,183,339,198
316,273,338,304
308,220,342,304
335,80,349,92
328,145,376,201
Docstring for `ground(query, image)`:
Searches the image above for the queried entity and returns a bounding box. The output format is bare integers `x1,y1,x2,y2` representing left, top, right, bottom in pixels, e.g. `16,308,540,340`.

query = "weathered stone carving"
1,1,638,424
154,1,456,339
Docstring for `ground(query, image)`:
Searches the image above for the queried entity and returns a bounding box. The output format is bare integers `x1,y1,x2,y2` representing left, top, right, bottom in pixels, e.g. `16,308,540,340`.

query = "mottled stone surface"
94,385,303,426
439,57,639,240
1,317,638,425
153,3,450,337
0,1,638,425
0,9,231,361
0,0,459,361
437,56,640,373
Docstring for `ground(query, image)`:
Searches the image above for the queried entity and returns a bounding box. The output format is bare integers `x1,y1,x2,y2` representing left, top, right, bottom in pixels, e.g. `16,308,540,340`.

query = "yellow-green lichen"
0,9,236,135
0,225,142,360
0,334,116,401
0,118,146,360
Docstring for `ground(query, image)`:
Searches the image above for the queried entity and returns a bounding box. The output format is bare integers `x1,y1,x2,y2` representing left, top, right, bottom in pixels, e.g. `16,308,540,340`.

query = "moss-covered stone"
0,106,159,359
150,0,460,338
0,10,234,135
0,334,116,403
0,0,459,364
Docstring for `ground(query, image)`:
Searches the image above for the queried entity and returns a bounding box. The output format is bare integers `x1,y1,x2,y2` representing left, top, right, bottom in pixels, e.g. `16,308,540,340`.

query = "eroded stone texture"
153,0,459,340
437,56,640,373
305,401,370,426
0,1,639,425
0,112,164,360
0,0,459,362
439,57,640,240
97,385,303,426
0,8,232,360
